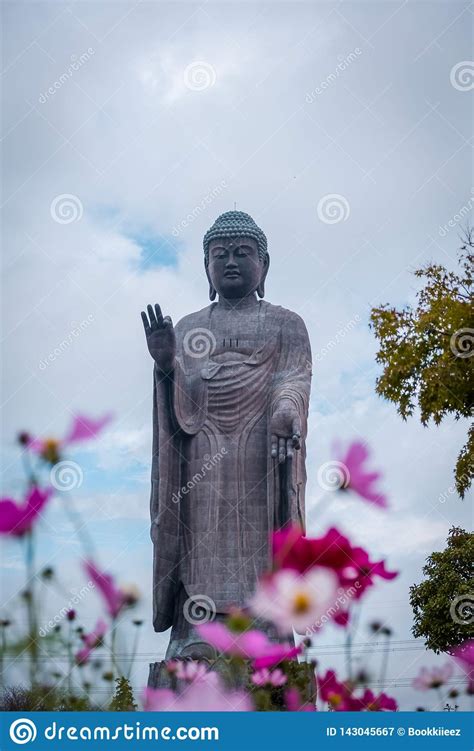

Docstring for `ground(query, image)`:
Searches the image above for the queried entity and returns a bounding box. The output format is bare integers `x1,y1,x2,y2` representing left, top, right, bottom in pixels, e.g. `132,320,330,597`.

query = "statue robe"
150,298,312,632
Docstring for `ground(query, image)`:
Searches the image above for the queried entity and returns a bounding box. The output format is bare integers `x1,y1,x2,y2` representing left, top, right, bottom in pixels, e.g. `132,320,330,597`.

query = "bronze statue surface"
141,211,312,661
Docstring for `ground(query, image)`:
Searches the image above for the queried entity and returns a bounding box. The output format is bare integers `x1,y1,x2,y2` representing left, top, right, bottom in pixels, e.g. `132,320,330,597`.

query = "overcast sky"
1,0,472,709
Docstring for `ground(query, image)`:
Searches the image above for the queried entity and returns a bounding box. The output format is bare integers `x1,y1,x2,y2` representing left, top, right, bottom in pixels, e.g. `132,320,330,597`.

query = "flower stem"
67,620,73,696
60,495,96,558
110,618,121,680
344,603,363,683
21,449,37,487
24,532,38,688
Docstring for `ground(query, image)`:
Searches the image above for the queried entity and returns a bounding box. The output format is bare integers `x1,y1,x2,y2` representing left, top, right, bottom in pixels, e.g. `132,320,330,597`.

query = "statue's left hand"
270,400,301,463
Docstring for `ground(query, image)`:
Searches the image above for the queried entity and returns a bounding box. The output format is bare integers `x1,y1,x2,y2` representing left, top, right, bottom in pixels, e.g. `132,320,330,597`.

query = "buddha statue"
141,211,312,663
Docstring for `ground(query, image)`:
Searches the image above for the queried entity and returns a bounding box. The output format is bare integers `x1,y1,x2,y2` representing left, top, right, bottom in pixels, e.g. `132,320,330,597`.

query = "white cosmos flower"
249,568,339,635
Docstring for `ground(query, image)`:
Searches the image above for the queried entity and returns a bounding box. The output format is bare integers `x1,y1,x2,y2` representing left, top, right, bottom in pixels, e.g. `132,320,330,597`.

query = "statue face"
207,236,267,299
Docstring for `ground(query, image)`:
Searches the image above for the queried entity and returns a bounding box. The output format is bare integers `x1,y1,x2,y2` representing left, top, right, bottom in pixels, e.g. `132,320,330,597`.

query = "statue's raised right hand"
141,304,176,373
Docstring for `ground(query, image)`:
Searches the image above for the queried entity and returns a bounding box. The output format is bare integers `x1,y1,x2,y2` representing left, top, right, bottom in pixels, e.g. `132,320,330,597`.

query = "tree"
410,527,474,653
370,231,473,498
109,676,137,711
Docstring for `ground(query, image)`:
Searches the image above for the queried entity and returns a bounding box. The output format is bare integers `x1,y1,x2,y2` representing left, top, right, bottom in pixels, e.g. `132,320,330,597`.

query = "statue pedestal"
147,655,240,690
147,658,316,710
148,660,172,689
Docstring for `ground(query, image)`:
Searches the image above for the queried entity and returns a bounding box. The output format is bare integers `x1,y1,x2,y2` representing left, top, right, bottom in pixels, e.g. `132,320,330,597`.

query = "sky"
1,0,473,710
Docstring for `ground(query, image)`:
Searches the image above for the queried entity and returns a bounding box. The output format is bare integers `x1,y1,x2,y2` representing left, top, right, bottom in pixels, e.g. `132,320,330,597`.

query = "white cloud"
1,1,472,708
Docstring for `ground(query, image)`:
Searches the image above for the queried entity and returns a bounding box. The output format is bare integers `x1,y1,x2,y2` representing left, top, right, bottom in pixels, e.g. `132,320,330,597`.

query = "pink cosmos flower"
252,668,287,687
197,621,301,668
249,567,339,635
83,618,107,648
358,689,398,711
452,640,474,692
335,440,388,508
273,525,398,611
0,486,53,536
28,413,113,463
252,643,302,670
285,687,316,712
75,618,107,665
412,663,454,690
64,414,113,444
333,610,350,627
75,648,91,666
143,672,252,711
197,621,270,658
84,560,126,619
318,670,397,711
142,687,175,710
174,660,212,683
318,669,359,711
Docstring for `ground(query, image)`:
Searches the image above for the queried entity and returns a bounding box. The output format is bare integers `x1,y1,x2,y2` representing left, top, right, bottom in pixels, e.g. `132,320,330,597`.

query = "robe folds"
150,299,312,632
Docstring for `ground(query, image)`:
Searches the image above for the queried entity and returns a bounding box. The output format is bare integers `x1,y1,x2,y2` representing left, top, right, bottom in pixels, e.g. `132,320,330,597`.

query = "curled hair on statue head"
203,211,268,265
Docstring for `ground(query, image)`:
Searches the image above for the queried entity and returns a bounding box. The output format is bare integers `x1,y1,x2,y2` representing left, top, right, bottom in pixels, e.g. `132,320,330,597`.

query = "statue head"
203,211,269,301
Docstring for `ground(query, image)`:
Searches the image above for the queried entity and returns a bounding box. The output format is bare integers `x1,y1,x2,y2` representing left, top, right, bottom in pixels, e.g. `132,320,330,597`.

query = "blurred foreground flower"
452,640,474,692
84,561,126,619
358,689,398,711
273,525,398,615
412,663,454,690
319,669,397,711
285,687,316,711
143,672,252,711
335,441,388,508
120,583,141,608
170,660,211,683
197,621,301,668
28,413,113,464
75,619,107,665
249,567,339,635
0,486,53,536
252,668,287,687
319,669,358,710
